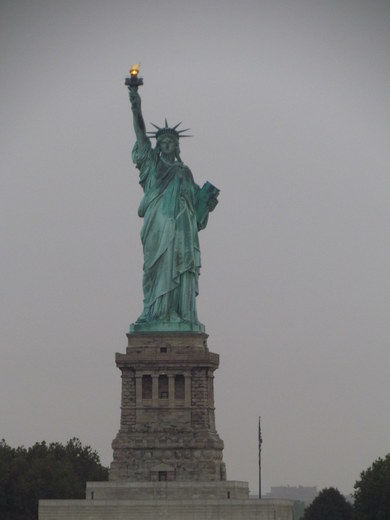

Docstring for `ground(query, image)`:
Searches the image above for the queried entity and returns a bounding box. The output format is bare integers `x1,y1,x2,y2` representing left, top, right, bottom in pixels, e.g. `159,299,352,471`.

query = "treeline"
299,453,390,520
1,438,389,520
0,438,108,520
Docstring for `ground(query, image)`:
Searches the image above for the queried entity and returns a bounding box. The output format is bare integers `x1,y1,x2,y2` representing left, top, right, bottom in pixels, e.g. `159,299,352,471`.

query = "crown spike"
147,120,192,140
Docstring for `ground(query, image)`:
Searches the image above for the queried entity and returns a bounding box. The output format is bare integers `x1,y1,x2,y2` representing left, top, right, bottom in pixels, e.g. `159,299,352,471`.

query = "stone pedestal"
39,496,294,520
39,332,293,519
110,332,226,482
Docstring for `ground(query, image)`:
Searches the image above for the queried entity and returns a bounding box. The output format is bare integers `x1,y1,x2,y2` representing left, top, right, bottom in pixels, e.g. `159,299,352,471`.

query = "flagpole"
258,416,262,499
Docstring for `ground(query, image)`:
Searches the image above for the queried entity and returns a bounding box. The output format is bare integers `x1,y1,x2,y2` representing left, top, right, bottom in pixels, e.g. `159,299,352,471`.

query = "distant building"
264,486,317,504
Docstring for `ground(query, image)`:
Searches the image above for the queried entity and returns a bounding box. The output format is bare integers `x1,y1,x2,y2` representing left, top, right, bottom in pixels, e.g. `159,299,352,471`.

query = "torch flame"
130,63,141,76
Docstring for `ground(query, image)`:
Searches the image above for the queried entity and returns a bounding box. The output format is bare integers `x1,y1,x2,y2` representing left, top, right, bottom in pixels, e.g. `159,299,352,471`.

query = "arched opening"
142,375,152,399
159,374,168,398
158,471,167,481
175,374,185,399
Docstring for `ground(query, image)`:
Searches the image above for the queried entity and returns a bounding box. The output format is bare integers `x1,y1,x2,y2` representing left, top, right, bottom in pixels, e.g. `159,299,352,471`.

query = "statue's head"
149,120,191,163
157,134,180,158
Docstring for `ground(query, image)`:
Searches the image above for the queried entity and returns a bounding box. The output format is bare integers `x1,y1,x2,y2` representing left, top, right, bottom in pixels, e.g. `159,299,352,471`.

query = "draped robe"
132,140,202,327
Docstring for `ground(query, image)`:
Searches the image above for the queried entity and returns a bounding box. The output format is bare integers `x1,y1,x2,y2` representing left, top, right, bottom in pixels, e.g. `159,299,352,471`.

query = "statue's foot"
130,309,205,333
167,311,182,323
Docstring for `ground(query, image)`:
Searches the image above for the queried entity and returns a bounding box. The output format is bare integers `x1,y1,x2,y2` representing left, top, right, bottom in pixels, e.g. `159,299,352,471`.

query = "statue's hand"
129,87,141,111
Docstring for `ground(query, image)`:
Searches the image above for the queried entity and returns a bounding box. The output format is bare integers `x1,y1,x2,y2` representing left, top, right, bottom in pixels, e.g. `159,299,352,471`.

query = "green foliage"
302,487,352,520
0,438,108,520
353,453,390,520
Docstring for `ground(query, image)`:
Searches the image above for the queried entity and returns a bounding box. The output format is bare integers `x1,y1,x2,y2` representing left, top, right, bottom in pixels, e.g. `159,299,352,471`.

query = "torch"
125,63,143,88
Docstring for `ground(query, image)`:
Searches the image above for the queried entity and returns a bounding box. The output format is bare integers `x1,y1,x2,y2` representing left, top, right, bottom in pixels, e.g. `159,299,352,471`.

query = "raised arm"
128,86,149,146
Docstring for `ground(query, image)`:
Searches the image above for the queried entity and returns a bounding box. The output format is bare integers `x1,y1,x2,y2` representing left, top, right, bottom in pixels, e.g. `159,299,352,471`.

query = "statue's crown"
147,119,191,140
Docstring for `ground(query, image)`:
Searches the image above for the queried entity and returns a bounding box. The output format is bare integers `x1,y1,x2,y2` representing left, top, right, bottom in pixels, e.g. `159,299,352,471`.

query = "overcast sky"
1,0,390,496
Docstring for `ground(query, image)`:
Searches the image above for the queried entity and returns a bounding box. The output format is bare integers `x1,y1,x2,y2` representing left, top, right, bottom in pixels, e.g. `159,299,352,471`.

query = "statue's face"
158,136,177,156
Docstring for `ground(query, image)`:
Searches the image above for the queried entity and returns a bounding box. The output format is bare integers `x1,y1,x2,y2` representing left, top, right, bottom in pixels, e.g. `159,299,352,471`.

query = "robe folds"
132,140,202,326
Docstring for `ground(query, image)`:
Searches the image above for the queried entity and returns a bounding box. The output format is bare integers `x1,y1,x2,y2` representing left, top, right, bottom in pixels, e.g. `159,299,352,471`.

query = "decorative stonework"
110,332,226,482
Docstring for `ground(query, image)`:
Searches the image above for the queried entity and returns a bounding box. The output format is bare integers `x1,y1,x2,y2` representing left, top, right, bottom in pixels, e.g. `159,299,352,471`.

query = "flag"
258,416,263,455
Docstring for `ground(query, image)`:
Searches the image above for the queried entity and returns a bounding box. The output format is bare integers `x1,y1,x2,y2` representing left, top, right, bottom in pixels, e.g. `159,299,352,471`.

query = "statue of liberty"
128,85,219,333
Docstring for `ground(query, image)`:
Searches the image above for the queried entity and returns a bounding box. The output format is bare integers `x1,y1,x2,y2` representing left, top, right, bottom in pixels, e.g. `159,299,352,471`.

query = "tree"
353,453,390,520
0,438,108,520
302,487,352,520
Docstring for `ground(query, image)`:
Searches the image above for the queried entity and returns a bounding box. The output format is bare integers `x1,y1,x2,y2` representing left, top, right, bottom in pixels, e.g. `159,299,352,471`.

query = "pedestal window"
175,374,185,399
142,375,152,399
159,374,168,398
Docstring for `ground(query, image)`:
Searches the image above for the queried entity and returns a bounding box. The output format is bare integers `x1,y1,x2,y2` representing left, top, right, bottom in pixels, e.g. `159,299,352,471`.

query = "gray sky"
1,0,389,496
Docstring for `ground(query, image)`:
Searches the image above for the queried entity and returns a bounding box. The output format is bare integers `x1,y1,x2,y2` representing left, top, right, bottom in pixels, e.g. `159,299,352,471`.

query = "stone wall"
110,332,226,482
85,481,249,500
39,498,294,520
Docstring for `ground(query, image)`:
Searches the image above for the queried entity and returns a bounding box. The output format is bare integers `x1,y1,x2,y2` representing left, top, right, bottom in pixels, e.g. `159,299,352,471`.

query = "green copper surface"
128,86,219,333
